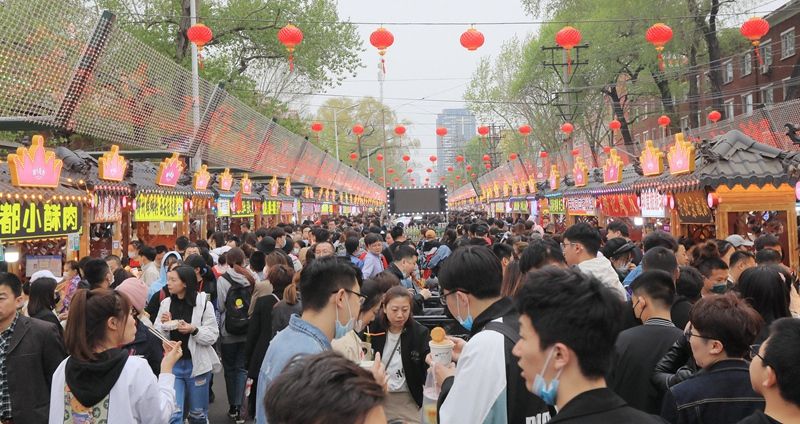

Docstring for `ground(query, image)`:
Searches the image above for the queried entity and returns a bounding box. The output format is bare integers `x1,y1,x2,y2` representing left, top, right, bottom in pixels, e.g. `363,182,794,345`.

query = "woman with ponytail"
691,241,731,297
49,288,182,423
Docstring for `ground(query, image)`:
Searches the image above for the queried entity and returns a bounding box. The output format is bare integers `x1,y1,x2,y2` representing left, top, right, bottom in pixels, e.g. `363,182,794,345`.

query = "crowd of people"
1,211,799,424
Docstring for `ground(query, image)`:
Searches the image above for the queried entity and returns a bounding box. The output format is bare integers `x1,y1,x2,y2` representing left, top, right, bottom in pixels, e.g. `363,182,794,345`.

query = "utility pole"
190,0,201,171
542,43,588,171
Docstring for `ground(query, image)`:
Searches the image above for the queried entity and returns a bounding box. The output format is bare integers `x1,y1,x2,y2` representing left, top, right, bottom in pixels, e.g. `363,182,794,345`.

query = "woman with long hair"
737,265,792,344
50,289,181,423
272,270,303,337
499,260,523,298
369,286,430,423
156,265,220,424
27,277,61,334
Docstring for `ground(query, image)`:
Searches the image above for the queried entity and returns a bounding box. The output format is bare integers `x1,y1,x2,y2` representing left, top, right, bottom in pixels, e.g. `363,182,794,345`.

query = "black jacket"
653,337,698,392
438,297,551,424
29,308,63,338
244,294,281,379
7,315,66,424
608,319,684,414
122,319,163,375
370,317,430,407
736,410,781,424
271,300,302,338
549,388,666,423
661,359,765,424
670,297,693,331
387,263,424,315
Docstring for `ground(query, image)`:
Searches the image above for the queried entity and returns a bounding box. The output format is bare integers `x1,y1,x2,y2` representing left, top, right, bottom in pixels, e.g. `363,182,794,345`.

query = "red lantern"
465,165,472,172
376,153,384,162
394,125,406,136
471,173,477,178
518,125,532,136
310,122,323,133
509,153,518,161
388,168,394,174
447,166,454,172
485,163,492,169
368,167,374,174
349,152,358,161
429,155,437,163
482,154,491,162
393,177,399,182
440,176,446,181
740,17,770,64
277,24,304,72
555,26,582,75
708,110,721,123
455,155,464,163
561,122,574,135
456,175,461,180
187,24,213,68
609,119,621,131
645,23,673,71
603,146,612,153
658,115,671,127
460,27,485,51
436,127,448,137
477,125,490,136
370,27,395,74
426,168,432,173
352,124,364,136
539,151,548,158
407,168,413,174
402,155,410,162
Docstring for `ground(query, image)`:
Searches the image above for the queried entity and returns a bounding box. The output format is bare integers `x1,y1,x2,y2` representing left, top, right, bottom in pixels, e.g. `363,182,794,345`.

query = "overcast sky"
304,0,536,157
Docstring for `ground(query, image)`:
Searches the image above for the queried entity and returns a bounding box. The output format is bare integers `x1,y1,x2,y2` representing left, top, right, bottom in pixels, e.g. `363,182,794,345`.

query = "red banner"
598,194,640,217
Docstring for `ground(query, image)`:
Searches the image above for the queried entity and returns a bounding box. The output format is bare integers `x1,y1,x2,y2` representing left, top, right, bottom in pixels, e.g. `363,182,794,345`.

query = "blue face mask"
531,347,563,406
334,293,355,339
455,296,474,332
710,282,728,294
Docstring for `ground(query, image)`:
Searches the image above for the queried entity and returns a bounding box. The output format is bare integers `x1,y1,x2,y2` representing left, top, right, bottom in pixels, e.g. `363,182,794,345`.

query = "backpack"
221,273,251,336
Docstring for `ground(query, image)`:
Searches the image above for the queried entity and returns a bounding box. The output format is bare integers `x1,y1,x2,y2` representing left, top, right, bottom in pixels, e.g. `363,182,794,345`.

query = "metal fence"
0,0,383,200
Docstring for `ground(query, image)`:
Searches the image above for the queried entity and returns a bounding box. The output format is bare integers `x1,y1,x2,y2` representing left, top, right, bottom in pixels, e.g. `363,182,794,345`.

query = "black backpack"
221,273,251,336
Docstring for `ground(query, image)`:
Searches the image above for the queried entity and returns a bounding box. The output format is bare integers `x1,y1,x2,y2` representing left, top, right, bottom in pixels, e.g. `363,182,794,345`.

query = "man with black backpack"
433,245,552,423
216,247,256,424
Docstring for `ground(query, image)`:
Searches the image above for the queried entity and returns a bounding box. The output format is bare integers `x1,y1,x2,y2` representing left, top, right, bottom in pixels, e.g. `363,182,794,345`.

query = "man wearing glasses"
741,318,800,424
661,293,765,424
254,257,382,424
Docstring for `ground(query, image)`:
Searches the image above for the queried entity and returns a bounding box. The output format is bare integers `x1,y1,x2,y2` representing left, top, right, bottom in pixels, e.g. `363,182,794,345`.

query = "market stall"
0,136,90,277
130,154,192,248
213,169,260,235
187,164,215,242
541,165,568,233
261,176,298,226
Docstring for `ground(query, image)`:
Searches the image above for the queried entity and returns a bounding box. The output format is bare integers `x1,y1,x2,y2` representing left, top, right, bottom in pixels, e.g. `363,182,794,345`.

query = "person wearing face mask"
387,245,431,315
367,286,430,423
332,279,383,363
600,237,636,283
691,242,731,296
512,266,664,423
254,257,387,424
434,246,551,424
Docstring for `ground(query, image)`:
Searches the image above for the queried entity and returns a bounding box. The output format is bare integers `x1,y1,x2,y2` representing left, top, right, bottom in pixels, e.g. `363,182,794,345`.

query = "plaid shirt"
0,314,19,420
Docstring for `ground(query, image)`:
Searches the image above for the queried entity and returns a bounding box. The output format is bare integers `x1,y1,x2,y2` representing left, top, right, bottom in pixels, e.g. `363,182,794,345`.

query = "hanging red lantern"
465,165,472,171
352,124,364,135
477,125,490,136
555,26,582,75
485,163,492,169
482,154,491,162
277,24,304,72
455,155,464,163
310,122,323,133
658,115,671,127
402,155,410,162
571,148,580,156
429,155,437,163
187,23,213,68
740,17,770,64
471,173,477,178
436,127,448,137
426,168,432,173
407,168,413,174
394,125,406,136
460,27,485,51
447,166,454,172
387,168,394,174
609,119,621,131
603,146,612,153
708,110,722,123
509,153,518,161
561,122,574,135
393,177,399,182
349,152,358,161
456,175,461,180
539,151,549,158
645,23,673,71
368,167,374,174
376,153,384,162
518,125,532,136
370,27,395,74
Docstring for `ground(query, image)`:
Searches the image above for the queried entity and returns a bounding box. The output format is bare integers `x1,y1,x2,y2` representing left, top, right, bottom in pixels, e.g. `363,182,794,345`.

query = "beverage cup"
429,339,455,365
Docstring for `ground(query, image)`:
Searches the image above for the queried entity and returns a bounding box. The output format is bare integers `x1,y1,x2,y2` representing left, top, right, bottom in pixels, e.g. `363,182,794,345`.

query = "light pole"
328,102,360,161
190,0,201,171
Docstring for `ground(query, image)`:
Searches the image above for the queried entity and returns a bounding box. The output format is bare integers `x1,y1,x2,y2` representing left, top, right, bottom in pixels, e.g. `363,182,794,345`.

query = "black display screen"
388,187,447,215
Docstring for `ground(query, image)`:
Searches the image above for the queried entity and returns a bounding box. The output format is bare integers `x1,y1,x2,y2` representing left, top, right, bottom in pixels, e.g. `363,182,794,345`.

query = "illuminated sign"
573,157,589,187
231,200,254,218
241,174,253,195
640,140,665,177
269,176,279,197
155,153,184,187
548,197,566,215
603,149,623,184
599,194,640,217
7,135,63,188
668,133,696,176
263,200,280,215
93,194,122,222
640,189,666,218
549,165,560,190
284,177,292,197
566,196,595,216
193,164,211,191
216,199,231,217
0,201,82,241
218,168,233,192
134,193,184,222
98,145,127,182
674,191,712,224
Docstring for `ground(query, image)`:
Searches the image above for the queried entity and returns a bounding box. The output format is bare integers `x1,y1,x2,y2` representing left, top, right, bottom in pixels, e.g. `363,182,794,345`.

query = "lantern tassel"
381,57,386,75
753,42,763,66
657,52,664,71
289,52,294,72
566,49,573,76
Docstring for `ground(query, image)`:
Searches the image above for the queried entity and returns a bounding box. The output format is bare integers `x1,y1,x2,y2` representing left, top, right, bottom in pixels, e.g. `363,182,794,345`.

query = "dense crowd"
0,212,799,424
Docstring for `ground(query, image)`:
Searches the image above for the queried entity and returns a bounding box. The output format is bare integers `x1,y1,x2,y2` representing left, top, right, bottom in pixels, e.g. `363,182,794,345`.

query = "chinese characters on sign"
547,197,566,215
566,196,596,216
599,194,640,217
674,191,713,224
640,190,666,218
134,193,184,222
511,200,529,213
93,195,122,222
231,200,255,218
0,201,82,241
263,200,280,215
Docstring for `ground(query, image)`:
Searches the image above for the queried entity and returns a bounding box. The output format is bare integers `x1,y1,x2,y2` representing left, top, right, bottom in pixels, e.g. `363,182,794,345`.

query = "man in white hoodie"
562,222,627,301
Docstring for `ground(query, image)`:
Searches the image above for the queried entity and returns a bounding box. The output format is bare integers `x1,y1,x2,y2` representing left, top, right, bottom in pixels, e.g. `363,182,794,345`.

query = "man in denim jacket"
255,257,370,424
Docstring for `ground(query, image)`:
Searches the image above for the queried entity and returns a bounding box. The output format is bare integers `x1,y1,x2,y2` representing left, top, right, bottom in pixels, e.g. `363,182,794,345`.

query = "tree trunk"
603,85,636,153
176,0,192,62
652,70,678,134
688,42,700,129
691,0,724,113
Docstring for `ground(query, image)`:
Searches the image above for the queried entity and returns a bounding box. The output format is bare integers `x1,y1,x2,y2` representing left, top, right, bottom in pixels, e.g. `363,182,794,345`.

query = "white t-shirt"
382,330,407,392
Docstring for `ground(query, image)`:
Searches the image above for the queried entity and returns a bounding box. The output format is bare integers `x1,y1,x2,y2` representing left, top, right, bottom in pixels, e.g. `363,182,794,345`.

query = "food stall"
0,136,90,277
541,164,568,233
131,154,191,248
187,164,215,242
261,176,298,226
213,169,260,235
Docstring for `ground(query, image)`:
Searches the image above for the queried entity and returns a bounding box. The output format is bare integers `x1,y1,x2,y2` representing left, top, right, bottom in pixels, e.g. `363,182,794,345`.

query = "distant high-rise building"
436,108,476,178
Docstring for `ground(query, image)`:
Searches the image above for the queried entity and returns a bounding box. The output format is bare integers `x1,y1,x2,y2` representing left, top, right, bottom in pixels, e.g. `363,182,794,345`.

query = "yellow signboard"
134,193,184,222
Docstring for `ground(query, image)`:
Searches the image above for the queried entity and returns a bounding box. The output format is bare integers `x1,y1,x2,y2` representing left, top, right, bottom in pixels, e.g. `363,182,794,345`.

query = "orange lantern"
555,26,582,75
349,152,358,161
460,27,485,51
561,122,574,135
310,122,323,133
645,23,673,71
402,155,410,163
658,115,671,127
436,127,448,137
740,17,770,64
376,153,384,162
609,119,621,131
509,153,518,161
482,154,491,162
429,155,437,163
708,110,721,123
455,155,464,163
477,125,490,136
277,24,303,72
187,23,213,68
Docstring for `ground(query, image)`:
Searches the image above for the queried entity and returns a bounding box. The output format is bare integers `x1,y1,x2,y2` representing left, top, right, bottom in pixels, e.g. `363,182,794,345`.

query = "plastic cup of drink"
359,360,374,369
429,339,455,365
